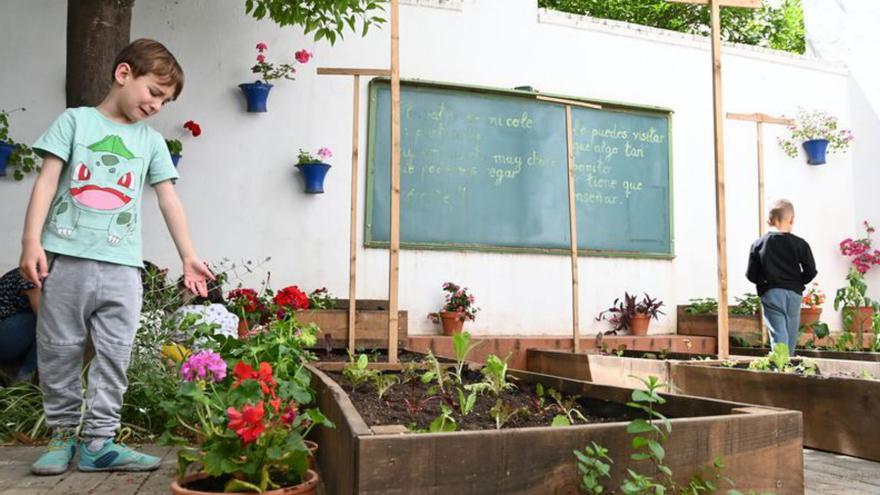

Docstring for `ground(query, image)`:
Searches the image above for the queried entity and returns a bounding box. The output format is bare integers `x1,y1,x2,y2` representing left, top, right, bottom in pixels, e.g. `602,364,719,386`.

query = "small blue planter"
170,154,181,167
296,162,331,194
803,139,829,165
0,142,15,177
238,82,273,113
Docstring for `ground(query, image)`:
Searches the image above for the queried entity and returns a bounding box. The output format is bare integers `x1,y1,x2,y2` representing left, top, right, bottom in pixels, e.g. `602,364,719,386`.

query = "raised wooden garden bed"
676,305,761,344
526,348,719,392
308,363,803,494
732,346,880,362
671,358,880,461
300,299,407,349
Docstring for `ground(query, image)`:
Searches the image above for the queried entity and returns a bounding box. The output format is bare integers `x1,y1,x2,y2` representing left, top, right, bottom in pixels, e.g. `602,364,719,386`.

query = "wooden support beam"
726,110,791,347
670,0,762,359
536,95,602,110
564,105,581,353
348,75,361,351
726,112,793,125
667,0,761,7
387,0,401,364
317,67,392,76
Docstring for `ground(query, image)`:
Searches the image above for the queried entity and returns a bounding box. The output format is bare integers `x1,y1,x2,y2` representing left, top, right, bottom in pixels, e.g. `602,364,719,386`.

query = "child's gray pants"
37,254,142,440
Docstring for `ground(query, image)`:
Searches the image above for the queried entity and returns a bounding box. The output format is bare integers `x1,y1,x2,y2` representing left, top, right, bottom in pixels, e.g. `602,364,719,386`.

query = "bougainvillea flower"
294,49,312,64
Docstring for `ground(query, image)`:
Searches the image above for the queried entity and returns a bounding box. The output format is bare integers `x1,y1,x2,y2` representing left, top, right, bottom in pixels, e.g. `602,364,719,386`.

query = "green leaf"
626,419,654,434
551,415,571,427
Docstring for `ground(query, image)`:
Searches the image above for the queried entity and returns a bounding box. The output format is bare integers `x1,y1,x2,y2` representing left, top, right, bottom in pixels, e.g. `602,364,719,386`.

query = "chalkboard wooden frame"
364,78,675,259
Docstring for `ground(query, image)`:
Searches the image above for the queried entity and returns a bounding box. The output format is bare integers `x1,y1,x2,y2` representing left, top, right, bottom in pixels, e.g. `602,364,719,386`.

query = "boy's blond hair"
111,38,184,99
768,199,794,225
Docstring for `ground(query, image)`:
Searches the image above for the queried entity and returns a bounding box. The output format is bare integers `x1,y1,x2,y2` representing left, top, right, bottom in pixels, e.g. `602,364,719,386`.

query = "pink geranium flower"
256,42,268,52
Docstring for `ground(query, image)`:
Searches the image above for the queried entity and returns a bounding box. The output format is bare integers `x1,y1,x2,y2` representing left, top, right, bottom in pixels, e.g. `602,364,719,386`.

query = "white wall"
0,0,874,335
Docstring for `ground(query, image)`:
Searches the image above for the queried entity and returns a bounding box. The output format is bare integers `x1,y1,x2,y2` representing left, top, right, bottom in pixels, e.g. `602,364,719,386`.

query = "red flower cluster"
183,120,202,137
274,285,310,313
227,401,265,444
840,221,880,275
226,360,301,445
233,361,278,399
227,288,269,325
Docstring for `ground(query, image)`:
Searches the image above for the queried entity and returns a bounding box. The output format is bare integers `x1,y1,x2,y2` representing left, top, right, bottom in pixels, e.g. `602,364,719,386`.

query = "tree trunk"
66,0,135,108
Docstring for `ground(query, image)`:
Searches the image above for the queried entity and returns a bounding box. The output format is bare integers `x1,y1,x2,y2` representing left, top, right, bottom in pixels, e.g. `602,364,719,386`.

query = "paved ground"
0,446,876,494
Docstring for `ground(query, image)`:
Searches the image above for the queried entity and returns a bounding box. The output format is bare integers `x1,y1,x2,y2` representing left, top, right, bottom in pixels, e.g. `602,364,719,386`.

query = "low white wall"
0,0,874,335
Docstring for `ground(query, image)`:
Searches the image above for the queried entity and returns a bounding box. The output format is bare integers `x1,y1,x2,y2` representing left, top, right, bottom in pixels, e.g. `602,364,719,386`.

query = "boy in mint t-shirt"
19,39,214,475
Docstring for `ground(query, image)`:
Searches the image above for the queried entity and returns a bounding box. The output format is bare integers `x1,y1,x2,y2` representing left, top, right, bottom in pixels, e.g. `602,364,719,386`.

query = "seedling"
451,331,482,384
428,404,457,433
466,353,516,396
489,398,525,430
342,352,379,391
373,373,399,400
547,388,588,426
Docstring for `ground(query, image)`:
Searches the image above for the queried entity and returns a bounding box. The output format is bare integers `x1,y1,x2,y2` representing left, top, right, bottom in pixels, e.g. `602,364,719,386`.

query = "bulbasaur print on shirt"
33,107,179,268
51,135,143,245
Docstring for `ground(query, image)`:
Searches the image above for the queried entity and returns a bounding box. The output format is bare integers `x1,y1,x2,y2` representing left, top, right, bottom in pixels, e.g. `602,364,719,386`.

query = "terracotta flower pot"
305,440,318,470
629,313,650,336
170,469,319,495
439,311,465,336
800,307,822,331
847,306,875,334
237,319,249,339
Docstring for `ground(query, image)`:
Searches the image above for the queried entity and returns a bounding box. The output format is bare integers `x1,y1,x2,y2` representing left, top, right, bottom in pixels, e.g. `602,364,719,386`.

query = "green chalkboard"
365,80,674,258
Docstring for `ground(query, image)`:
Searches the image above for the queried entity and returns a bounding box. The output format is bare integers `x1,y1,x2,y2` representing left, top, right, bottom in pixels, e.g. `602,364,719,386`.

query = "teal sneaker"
31,430,78,475
77,440,161,472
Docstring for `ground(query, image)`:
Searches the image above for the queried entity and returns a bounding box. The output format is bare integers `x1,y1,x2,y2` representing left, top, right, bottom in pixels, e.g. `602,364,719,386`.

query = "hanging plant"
245,0,387,44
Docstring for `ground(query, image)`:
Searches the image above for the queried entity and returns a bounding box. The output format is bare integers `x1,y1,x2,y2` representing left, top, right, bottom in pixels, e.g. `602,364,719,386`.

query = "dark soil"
326,367,635,431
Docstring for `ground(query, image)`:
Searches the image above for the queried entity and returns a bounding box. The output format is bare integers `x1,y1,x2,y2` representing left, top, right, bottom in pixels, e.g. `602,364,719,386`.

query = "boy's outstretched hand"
19,241,49,288
182,257,215,298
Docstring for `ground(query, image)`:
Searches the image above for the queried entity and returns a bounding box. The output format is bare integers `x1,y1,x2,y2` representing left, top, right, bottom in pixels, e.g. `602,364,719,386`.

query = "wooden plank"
536,95,601,110
564,105,580,352
308,365,373,495
671,362,880,460
349,74,361,352
709,0,730,359
354,391,801,493
667,0,762,7
302,310,408,349
316,67,391,76
726,112,793,125
387,0,401,364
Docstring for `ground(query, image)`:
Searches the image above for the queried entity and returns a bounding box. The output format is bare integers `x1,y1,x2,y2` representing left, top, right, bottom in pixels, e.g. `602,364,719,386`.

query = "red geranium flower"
274,285,310,312
183,120,202,137
227,401,265,444
232,361,278,398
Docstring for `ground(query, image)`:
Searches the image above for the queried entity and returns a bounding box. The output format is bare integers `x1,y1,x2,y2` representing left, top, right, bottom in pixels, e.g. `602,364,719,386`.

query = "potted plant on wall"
295,147,333,193
777,108,854,165
835,221,880,348
240,43,312,113
597,292,665,336
0,107,39,180
800,282,825,333
428,282,480,336
165,120,201,167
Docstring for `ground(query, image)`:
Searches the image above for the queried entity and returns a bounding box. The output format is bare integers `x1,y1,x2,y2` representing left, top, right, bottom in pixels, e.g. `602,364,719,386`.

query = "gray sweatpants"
37,254,142,440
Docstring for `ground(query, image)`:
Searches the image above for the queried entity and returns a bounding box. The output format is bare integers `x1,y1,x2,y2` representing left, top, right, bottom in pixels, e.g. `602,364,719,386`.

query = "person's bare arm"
154,180,215,297
23,287,40,313
19,156,63,288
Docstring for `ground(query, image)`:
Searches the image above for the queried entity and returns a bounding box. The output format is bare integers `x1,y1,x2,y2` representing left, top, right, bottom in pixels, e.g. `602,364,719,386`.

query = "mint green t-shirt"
33,107,179,268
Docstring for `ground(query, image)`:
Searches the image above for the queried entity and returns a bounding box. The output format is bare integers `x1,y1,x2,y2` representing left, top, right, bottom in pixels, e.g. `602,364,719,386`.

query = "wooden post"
565,106,580,352
388,0,401,363
536,96,601,353
316,68,392,352
667,0,762,358
726,112,794,346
